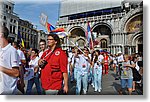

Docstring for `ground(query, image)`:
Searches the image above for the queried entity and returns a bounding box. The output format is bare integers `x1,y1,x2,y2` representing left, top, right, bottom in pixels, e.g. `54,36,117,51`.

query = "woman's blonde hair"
124,54,129,59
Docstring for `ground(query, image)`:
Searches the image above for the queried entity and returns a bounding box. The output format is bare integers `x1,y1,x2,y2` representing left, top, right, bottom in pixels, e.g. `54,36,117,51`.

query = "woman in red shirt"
38,34,68,95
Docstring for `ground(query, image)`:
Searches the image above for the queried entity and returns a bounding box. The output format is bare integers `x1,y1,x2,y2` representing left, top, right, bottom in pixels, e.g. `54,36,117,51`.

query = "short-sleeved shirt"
78,54,90,74
121,60,134,79
40,48,68,90
94,55,104,69
118,55,124,63
17,49,26,65
29,56,39,68
72,55,80,68
0,44,19,94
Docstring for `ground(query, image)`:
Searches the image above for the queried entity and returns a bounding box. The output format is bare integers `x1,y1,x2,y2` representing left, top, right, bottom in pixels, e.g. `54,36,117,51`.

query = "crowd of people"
0,26,143,95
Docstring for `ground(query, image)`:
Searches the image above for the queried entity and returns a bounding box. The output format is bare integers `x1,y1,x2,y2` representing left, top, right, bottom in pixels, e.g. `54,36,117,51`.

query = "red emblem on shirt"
55,51,60,56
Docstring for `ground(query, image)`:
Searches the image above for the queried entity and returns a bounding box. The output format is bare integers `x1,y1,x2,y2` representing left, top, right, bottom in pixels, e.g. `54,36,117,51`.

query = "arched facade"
58,1,143,54
120,7,143,54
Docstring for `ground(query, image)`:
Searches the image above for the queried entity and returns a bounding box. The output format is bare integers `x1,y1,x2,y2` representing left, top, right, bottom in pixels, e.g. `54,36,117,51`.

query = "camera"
39,60,48,69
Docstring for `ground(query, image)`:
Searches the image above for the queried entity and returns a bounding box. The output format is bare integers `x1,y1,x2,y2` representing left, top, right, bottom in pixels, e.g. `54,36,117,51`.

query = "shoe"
98,89,101,93
83,90,87,94
118,90,123,95
115,78,119,80
132,89,136,92
94,89,97,92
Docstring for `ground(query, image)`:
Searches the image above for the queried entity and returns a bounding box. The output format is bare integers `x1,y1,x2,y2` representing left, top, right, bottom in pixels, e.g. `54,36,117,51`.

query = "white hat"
117,51,122,54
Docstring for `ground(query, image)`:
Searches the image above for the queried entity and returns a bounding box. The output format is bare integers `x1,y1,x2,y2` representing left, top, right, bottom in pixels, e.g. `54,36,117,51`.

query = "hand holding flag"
86,22,94,50
18,31,25,48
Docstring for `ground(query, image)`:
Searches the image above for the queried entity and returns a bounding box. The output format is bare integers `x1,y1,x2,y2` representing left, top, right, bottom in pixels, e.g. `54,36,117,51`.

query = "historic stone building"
0,0,46,49
57,0,143,54
18,19,38,49
0,0,19,42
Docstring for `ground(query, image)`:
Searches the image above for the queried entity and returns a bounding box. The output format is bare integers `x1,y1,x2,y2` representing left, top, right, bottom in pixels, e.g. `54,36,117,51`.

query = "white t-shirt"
117,54,124,63
0,44,19,94
29,56,39,69
17,49,26,65
78,54,90,73
94,54,104,69
39,49,48,58
39,51,44,58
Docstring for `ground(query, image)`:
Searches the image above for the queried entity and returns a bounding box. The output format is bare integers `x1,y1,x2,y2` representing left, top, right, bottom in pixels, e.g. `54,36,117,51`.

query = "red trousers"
103,65,109,74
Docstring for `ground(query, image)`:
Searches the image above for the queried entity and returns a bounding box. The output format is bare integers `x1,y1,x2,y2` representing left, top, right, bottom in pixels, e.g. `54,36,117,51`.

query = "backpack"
130,61,141,81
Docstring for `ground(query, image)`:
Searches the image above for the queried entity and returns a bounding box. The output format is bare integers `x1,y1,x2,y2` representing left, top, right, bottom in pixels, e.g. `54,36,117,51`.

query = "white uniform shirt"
117,54,124,63
29,57,39,69
71,55,80,68
0,44,19,94
17,49,26,65
78,54,90,74
94,55,104,69
39,51,44,58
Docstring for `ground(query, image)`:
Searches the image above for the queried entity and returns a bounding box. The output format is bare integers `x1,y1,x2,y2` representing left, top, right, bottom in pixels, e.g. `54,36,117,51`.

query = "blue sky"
14,0,60,32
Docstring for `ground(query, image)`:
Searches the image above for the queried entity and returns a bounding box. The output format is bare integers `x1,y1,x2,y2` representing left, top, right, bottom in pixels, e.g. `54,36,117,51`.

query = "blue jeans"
70,69,74,82
121,79,133,88
74,67,77,81
26,75,42,95
93,68,102,91
76,72,88,95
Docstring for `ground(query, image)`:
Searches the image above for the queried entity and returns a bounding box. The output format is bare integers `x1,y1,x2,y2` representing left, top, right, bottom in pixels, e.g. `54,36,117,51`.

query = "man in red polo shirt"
38,34,68,95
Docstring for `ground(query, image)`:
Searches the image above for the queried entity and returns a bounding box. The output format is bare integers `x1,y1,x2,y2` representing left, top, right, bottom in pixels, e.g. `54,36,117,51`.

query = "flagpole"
69,39,85,55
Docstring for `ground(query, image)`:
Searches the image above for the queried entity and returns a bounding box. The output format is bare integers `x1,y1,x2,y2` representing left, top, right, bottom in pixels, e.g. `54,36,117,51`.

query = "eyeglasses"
39,44,45,46
47,39,54,41
31,51,35,54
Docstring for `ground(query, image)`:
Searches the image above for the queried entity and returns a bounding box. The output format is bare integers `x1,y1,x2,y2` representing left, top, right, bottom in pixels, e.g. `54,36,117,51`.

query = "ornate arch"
120,7,143,33
131,32,143,46
74,36,88,47
68,26,86,34
91,22,113,34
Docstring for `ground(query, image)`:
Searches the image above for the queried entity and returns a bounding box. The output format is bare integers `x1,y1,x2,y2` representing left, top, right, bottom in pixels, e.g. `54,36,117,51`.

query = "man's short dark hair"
13,41,20,48
32,48,39,55
0,26,9,39
48,33,61,48
39,39,46,45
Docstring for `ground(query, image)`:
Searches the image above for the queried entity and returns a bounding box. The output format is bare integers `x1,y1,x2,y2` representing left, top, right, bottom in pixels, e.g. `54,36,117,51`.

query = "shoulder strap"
130,60,132,65
44,48,56,61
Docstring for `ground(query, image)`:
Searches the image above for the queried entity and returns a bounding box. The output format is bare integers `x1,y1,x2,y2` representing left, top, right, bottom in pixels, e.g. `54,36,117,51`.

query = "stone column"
129,47,131,55
115,34,116,44
122,33,124,44
112,34,114,43
114,46,116,54
124,34,126,45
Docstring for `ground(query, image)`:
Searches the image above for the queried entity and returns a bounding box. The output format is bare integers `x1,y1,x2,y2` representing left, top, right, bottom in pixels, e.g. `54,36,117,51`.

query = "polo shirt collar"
2,43,11,51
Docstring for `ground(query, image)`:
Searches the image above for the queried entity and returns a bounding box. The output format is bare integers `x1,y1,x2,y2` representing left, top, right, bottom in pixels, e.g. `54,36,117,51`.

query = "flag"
86,22,94,49
18,31,25,48
40,13,48,26
46,22,55,32
51,27,65,32
46,22,65,33
45,22,68,38
55,32,68,38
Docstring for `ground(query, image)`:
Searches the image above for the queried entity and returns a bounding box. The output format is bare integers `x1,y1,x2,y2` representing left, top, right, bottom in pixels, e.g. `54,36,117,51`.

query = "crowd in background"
13,40,143,95
0,26,143,95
